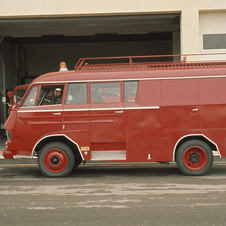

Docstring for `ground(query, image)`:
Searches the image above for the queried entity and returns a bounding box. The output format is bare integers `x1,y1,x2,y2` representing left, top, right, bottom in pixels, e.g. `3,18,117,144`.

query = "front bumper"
2,150,14,159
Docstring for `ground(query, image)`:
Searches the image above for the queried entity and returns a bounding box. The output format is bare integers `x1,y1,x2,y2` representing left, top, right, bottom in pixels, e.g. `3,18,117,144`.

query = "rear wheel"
176,139,213,176
38,142,75,177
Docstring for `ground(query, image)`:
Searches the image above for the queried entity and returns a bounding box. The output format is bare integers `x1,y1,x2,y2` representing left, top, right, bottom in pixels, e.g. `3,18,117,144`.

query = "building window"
203,34,226,49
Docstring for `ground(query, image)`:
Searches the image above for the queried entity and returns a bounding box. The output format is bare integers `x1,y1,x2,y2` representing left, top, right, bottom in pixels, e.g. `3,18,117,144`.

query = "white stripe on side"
17,106,160,113
18,109,63,113
64,108,89,112
124,106,159,110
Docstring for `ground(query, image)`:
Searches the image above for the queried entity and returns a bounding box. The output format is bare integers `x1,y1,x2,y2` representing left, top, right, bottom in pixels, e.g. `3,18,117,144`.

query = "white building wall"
0,0,225,17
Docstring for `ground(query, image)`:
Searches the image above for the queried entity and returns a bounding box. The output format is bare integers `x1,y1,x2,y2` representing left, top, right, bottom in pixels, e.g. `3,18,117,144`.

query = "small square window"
124,81,138,103
203,34,226,49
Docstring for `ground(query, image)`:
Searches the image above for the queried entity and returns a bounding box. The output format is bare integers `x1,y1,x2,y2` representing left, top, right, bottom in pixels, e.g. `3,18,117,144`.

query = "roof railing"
74,53,226,72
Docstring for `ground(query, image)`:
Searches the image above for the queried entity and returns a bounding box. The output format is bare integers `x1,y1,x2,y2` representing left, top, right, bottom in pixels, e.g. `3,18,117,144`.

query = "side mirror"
2,96,6,103
7,91,13,99
2,96,11,107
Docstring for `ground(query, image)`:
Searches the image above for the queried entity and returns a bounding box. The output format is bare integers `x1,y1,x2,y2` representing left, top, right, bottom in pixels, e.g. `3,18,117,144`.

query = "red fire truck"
3,54,226,177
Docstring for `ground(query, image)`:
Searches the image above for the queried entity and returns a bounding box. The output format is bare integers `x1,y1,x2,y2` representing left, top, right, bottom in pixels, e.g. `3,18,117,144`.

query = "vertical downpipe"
0,37,6,123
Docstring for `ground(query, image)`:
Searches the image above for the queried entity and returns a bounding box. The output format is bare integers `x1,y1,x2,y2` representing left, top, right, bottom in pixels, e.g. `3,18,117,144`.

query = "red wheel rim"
182,146,208,171
43,149,68,173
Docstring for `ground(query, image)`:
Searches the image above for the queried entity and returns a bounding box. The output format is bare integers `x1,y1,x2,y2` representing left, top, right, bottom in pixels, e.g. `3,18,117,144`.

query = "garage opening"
0,14,180,82
5,31,176,84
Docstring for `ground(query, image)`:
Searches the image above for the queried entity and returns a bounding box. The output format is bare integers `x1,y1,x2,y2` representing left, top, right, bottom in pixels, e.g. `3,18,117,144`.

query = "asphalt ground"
2,163,226,225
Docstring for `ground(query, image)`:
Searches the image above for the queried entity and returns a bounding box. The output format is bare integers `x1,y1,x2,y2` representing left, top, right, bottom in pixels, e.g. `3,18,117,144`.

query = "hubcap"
43,149,68,173
183,146,208,171
189,151,200,163
51,155,60,165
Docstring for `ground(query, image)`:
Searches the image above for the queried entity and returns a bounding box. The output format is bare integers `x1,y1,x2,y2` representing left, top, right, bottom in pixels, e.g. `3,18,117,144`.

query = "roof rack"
74,54,226,72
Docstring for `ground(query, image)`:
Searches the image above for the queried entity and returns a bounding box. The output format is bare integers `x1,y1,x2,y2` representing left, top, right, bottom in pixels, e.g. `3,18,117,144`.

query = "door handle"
192,108,198,112
115,111,123,114
53,112,61,115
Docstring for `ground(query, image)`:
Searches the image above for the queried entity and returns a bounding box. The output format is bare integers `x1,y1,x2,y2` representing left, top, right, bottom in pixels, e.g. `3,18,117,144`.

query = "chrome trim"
125,106,159,110
91,150,126,160
90,107,124,111
90,106,159,111
18,109,63,113
14,155,35,159
64,108,89,112
53,113,61,115
17,106,160,113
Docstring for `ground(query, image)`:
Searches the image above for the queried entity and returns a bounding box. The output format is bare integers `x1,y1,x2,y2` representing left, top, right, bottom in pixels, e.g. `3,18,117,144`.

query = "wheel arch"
32,134,84,161
173,134,220,161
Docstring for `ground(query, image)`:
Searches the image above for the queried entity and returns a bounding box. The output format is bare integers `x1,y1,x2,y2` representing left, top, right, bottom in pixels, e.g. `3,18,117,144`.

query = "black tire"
176,139,213,176
38,142,75,177
73,156,82,170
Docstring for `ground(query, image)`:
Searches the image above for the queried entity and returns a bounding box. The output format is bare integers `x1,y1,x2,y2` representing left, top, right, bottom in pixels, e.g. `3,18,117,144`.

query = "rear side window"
91,82,121,103
65,83,87,104
124,81,138,103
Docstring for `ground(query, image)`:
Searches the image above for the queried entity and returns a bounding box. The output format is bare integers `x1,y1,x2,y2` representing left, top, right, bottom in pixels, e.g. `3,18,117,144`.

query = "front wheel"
38,142,75,177
176,139,213,176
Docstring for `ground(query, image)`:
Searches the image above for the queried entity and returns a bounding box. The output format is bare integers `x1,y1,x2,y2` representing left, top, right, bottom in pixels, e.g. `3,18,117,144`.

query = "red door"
89,82,126,160
15,85,64,146
61,82,90,158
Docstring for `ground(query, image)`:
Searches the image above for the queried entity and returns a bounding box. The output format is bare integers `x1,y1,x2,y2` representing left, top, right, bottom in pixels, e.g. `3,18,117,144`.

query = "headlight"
6,130,11,141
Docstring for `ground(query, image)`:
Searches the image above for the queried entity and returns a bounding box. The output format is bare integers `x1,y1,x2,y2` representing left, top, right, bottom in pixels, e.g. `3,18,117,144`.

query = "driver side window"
37,85,64,106
22,85,65,107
